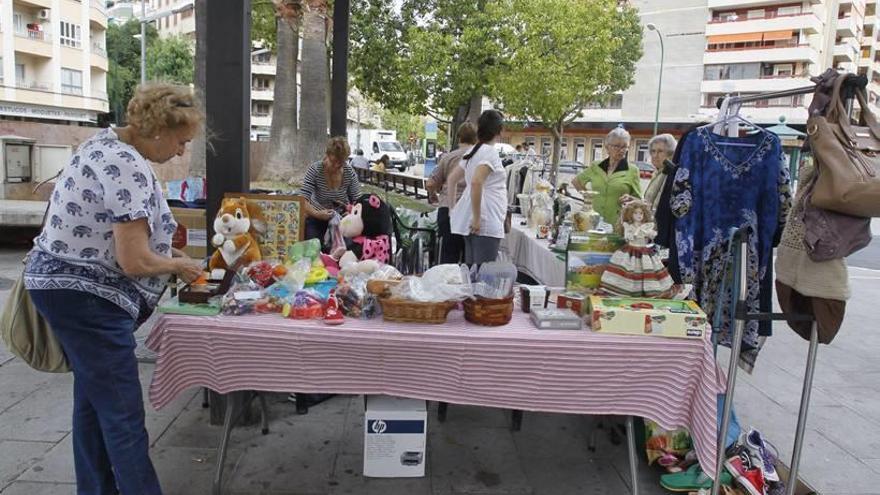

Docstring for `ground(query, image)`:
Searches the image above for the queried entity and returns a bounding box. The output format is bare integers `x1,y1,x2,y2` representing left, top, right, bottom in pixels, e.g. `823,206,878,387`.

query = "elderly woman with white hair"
643,133,678,214
571,127,642,225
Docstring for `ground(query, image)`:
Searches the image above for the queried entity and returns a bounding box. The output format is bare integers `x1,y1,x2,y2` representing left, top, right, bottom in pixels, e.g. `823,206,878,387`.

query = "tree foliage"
350,0,498,120
489,0,642,177
146,36,194,85
106,20,158,124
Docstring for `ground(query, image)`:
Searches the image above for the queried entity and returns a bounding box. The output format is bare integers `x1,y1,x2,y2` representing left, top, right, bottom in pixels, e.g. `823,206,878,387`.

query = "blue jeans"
29,289,162,495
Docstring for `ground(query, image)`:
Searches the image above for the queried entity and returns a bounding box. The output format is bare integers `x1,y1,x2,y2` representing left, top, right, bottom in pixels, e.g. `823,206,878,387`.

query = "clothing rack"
715,73,867,113
710,228,817,495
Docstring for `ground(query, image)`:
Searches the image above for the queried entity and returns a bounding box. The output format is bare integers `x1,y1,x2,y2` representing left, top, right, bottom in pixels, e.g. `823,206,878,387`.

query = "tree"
489,0,643,184
190,0,207,177
297,0,331,181
253,1,305,182
146,36,194,84
349,0,500,142
381,110,425,151
106,20,158,124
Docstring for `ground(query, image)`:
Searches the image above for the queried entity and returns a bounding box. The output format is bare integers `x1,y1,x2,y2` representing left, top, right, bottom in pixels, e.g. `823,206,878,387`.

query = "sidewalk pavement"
1,245,880,494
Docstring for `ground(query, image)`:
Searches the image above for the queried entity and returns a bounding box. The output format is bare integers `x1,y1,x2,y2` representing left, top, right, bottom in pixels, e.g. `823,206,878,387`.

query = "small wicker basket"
463,295,515,326
378,297,457,324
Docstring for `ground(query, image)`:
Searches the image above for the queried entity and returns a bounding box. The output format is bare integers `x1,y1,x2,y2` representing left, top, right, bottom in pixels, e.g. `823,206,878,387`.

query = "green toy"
288,238,321,264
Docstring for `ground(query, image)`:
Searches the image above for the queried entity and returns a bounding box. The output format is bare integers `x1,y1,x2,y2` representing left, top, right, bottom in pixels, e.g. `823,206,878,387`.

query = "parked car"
635,161,655,179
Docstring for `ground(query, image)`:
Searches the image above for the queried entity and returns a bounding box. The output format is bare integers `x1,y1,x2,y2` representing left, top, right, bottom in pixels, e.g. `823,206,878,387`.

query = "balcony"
701,76,813,94
704,44,820,65
835,40,860,61
251,114,272,127
698,105,809,125
251,63,276,75
90,0,108,29
90,52,108,71
866,14,877,25
15,0,52,8
708,0,822,8
91,89,108,101
91,43,106,57
13,29,52,58
251,88,274,101
838,16,858,37
706,13,823,36
15,80,51,92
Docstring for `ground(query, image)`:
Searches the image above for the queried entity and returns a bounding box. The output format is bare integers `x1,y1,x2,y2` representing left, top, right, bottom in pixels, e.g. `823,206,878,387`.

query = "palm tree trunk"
296,0,330,183
189,0,207,177
262,13,301,182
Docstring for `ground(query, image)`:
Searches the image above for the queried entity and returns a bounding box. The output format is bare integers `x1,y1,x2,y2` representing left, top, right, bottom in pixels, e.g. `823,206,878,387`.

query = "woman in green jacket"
571,127,642,225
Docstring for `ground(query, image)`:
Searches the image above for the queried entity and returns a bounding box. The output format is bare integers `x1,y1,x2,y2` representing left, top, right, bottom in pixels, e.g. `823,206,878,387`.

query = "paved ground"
1,234,880,494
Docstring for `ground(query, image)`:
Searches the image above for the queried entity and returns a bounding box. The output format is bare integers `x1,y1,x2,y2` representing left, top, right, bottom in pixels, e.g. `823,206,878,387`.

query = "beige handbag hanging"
0,173,70,373
807,73,880,217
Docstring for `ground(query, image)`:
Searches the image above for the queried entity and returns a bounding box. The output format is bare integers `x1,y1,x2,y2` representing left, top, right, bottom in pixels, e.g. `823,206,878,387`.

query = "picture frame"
223,193,305,261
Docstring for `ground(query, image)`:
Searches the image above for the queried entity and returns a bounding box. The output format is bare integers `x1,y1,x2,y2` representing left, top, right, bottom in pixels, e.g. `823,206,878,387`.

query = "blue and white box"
363,395,427,477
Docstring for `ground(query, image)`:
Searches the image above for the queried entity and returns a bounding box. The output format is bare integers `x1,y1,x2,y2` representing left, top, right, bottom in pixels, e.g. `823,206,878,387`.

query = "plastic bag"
221,281,265,316
473,261,517,299
283,290,325,320
391,275,472,303
336,274,380,319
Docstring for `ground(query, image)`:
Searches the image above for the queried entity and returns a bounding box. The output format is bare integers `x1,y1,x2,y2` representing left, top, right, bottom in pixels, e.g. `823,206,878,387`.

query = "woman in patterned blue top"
24,83,204,495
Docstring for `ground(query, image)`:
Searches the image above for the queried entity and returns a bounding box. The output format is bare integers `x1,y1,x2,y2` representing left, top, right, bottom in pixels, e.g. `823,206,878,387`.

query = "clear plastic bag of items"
336,273,381,319
391,264,473,302
471,261,518,299
221,281,266,316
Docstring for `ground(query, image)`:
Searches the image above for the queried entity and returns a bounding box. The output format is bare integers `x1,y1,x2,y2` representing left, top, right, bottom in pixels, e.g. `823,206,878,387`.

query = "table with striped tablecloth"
146,309,726,479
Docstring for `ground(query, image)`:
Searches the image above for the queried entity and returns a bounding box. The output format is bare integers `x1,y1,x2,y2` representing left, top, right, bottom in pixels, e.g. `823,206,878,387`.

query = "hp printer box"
363,395,427,478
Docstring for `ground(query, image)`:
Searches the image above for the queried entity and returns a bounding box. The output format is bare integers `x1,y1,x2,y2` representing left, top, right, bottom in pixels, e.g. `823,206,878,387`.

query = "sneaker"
725,446,766,495
745,429,780,482
660,464,733,492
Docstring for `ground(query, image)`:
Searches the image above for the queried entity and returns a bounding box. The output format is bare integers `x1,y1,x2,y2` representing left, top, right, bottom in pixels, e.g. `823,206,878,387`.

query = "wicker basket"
366,279,400,296
463,295,515,326
378,297,457,324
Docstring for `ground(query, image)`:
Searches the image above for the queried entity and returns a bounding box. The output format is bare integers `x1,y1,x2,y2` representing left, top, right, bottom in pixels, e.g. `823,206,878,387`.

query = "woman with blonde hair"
24,82,205,494
299,136,362,242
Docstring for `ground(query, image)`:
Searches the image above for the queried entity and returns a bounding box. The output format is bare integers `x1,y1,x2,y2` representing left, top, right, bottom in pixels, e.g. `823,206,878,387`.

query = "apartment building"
107,0,194,37
501,0,880,163
0,0,109,124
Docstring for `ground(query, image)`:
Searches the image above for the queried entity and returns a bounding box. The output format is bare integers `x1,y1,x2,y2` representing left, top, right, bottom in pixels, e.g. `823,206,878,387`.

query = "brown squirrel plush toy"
209,197,266,271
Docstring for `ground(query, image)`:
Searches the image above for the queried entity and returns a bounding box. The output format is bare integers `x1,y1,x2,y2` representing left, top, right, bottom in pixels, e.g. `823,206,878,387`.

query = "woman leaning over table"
571,127,642,225
448,109,508,265
300,137,362,243
24,82,204,495
643,133,677,214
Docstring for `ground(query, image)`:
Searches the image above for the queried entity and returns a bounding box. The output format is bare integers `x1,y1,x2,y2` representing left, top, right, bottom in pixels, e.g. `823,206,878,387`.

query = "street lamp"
646,23,664,136
140,0,146,83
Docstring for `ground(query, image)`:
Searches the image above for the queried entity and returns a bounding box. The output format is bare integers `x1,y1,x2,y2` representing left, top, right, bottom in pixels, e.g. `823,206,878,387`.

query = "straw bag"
1,262,70,373
808,74,880,217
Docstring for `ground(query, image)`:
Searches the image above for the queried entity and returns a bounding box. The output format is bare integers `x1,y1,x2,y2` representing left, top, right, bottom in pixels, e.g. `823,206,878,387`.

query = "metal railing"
16,80,52,91
92,89,108,100
706,41,808,52
708,11,815,23
91,43,107,56
14,28,50,42
354,167,428,200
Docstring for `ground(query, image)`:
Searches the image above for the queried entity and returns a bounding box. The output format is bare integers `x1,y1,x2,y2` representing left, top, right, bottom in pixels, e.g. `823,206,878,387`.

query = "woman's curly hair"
126,82,205,137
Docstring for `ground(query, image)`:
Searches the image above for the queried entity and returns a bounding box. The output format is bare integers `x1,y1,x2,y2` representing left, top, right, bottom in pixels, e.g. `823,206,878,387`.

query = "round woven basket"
463,295,515,326
378,297,457,324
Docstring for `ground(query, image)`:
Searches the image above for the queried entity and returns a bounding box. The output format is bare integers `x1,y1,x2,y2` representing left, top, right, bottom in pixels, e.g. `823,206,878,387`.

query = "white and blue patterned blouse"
24,128,177,321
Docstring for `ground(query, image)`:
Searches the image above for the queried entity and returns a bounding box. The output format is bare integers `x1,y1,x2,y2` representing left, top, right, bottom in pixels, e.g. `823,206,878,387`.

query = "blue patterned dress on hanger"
671,126,791,369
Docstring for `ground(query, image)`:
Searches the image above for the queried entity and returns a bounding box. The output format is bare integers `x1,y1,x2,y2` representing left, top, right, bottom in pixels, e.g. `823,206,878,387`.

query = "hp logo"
371,420,387,434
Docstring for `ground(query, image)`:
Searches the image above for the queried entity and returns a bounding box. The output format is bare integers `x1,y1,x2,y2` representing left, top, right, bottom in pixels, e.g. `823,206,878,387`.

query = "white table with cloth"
146,307,727,494
501,214,567,286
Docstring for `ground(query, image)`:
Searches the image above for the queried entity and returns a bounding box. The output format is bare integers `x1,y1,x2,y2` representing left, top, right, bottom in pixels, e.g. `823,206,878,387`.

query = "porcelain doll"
600,200,674,297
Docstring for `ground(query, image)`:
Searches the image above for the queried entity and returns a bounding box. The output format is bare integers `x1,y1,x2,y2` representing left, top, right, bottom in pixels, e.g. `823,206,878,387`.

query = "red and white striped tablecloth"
146,310,726,477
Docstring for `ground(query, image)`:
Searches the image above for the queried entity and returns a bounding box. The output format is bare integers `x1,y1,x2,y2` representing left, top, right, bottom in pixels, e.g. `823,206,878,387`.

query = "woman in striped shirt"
300,137,363,242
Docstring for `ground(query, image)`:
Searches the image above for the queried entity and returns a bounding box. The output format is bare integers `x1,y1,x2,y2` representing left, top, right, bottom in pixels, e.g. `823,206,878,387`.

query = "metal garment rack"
710,229,817,495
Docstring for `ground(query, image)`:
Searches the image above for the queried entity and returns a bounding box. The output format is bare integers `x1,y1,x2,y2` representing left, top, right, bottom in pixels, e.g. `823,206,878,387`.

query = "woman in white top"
447,109,508,265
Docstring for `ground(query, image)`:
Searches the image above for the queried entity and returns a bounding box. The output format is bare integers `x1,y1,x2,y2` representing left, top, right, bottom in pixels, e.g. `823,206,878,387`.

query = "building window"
560,138,568,160
635,140,649,163
253,52,271,64
253,102,271,116
181,8,193,18
254,77,270,89
591,139,604,162
15,64,25,86
524,136,536,148
574,138,586,163
61,68,83,95
60,22,82,48
584,94,623,109
747,9,765,19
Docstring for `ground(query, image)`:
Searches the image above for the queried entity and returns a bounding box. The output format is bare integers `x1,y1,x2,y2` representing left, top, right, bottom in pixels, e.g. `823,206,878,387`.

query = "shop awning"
762,30,795,41
707,32,764,44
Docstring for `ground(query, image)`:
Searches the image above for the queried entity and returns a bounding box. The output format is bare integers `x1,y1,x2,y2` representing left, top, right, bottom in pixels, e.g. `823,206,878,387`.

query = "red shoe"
725,447,766,495
324,290,344,325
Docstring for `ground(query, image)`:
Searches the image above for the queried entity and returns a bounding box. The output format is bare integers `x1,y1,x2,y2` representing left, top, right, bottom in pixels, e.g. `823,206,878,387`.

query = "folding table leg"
785,322,819,495
213,391,245,495
626,416,639,495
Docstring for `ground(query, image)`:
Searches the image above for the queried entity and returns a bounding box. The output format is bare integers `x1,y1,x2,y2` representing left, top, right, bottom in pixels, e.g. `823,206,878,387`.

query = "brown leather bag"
808,74,880,217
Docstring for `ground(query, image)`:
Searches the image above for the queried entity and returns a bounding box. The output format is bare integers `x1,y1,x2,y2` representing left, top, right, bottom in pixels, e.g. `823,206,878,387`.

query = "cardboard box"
557,292,587,316
170,207,208,259
588,295,709,339
363,395,427,478
565,233,624,291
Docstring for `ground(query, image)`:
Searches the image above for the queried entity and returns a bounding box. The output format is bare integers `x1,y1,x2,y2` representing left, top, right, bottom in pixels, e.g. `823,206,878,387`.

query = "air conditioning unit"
37,9,50,20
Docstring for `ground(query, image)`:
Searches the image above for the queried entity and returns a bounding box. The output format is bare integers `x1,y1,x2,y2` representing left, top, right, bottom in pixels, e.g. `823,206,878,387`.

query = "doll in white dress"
600,200,674,297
